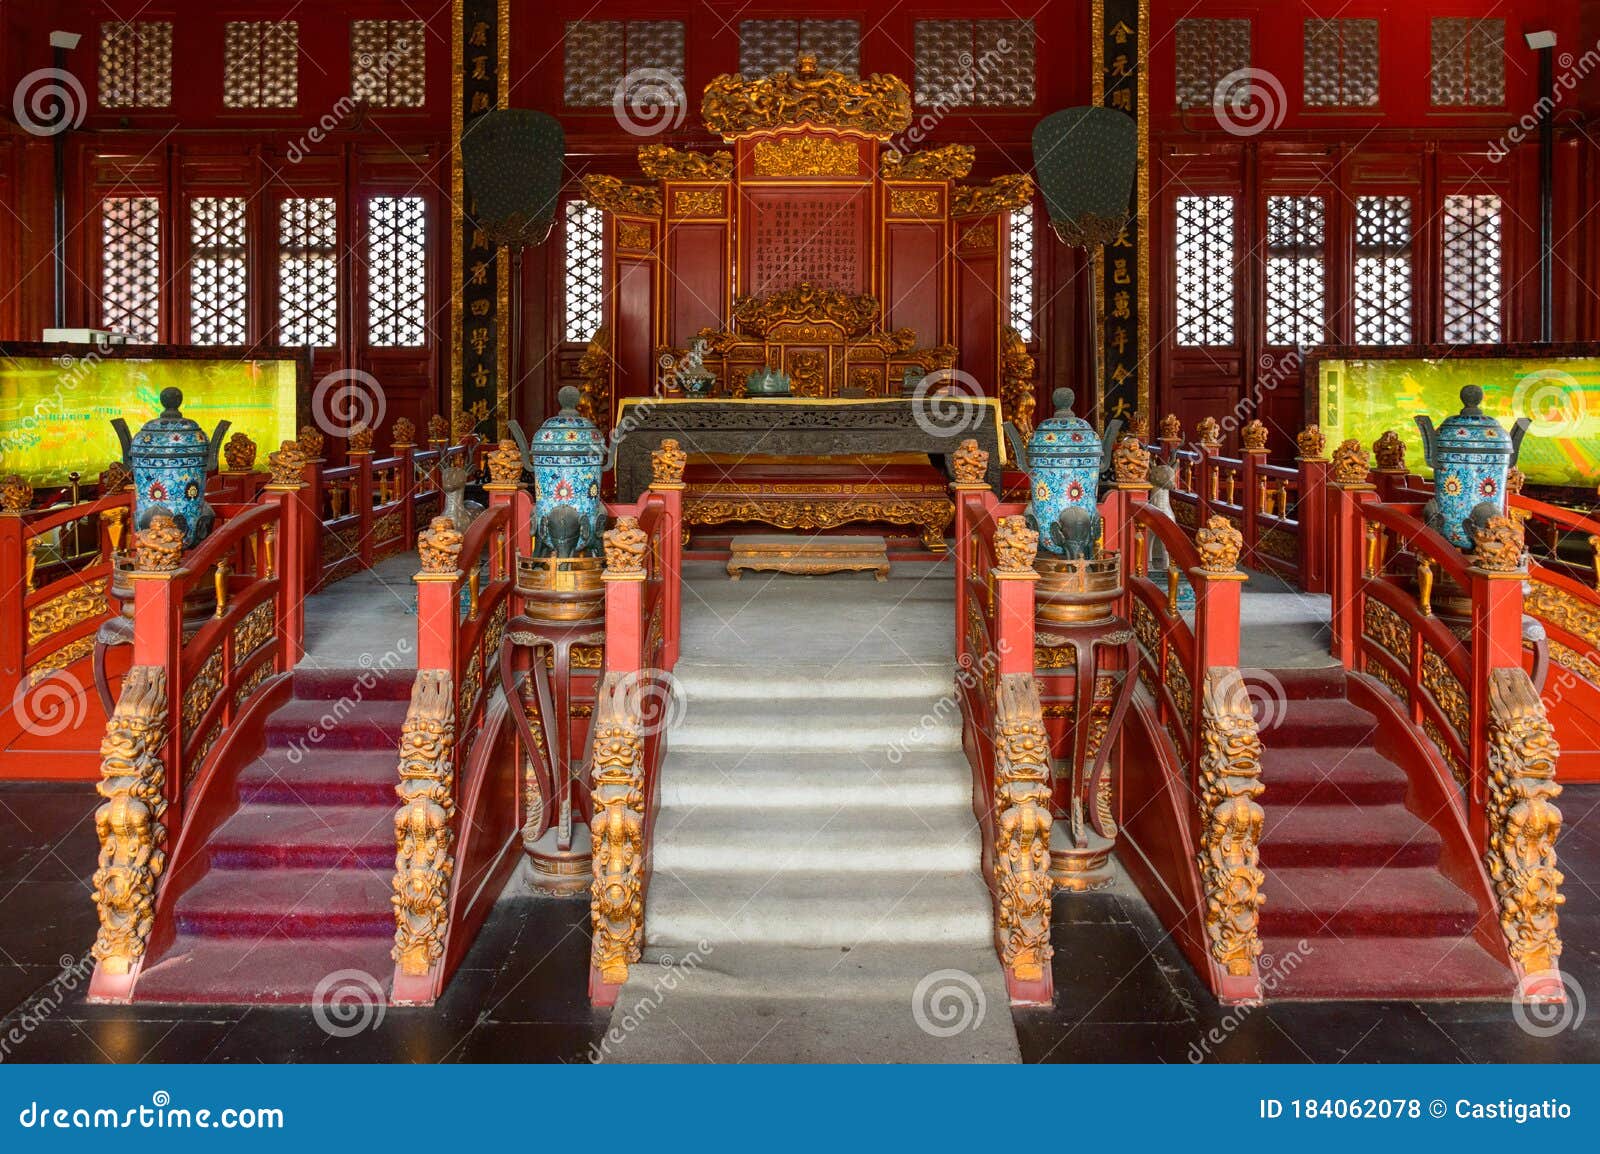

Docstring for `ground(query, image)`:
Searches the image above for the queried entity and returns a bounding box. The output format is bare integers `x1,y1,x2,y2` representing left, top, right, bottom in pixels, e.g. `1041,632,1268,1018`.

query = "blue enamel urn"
1415,385,1530,550
1026,388,1107,558
529,386,605,557
111,387,230,548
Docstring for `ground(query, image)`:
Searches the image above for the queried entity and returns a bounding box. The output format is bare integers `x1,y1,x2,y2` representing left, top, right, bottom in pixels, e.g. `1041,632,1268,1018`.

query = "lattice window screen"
1442,195,1503,344
367,196,427,347
1174,18,1252,108
352,19,427,108
563,21,685,107
189,198,249,345
1431,19,1505,108
1264,196,1325,347
1353,196,1413,345
564,201,605,344
101,198,161,343
914,19,1035,108
1008,203,1035,343
279,198,339,347
224,21,299,108
98,21,173,108
1303,19,1379,108
738,19,861,77
1174,196,1235,347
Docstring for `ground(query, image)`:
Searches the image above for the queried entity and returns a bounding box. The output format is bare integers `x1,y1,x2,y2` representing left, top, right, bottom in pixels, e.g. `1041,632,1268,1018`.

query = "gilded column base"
1051,834,1115,893
527,826,594,895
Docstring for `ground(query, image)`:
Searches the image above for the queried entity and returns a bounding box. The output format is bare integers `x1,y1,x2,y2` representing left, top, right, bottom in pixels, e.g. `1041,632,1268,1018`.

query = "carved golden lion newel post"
1197,669,1266,978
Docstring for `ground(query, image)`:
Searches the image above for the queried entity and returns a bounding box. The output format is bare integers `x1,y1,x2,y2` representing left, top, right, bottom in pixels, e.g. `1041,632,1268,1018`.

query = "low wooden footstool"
726,535,890,581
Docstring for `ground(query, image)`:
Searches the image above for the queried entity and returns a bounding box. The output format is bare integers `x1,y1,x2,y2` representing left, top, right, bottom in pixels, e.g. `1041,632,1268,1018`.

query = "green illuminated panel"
1318,356,1600,489
0,355,297,486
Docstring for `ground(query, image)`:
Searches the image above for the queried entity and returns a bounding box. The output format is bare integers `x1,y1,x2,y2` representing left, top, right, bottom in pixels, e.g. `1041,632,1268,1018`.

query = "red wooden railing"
306,441,457,590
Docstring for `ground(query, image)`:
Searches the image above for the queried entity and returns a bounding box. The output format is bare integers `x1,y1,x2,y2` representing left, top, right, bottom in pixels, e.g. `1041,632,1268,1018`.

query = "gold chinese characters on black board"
1094,0,1148,428
452,0,508,438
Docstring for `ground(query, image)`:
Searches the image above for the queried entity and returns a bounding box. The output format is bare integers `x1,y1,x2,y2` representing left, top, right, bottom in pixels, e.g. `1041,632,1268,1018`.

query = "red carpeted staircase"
133,669,407,1004
1255,668,1515,1000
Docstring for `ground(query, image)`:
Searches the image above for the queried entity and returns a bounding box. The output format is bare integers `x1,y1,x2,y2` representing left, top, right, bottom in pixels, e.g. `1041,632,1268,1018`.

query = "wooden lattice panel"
738,19,860,78
1303,18,1379,108
101,197,161,342
1174,18,1251,108
98,21,172,109
1174,195,1234,347
367,196,428,347
278,198,339,347
352,19,427,108
223,21,298,109
1265,195,1325,347
1353,196,1413,346
1441,195,1503,344
189,197,249,345
1431,18,1505,108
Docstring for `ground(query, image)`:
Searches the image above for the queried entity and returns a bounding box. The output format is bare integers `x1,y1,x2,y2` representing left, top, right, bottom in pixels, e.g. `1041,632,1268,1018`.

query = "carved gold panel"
28,579,109,647
1421,646,1469,739
670,189,724,219
1362,598,1411,663
888,187,940,218
752,134,861,177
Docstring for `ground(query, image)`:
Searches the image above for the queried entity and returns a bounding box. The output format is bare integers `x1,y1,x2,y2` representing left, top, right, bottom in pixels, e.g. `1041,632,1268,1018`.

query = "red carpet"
132,669,407,1004
1255,671,1514,1000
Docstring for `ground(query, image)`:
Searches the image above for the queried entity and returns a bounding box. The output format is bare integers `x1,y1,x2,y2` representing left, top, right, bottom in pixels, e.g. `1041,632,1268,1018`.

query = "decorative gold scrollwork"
637,144,734,180
579,174,662,217
1197,669,1266,978
392,670,457,977
700,56,912,138
1485,668,1564,976
951,174,1034,218
90,665,169,975
590,675,647,986
880,144,974,180
752,134,860,177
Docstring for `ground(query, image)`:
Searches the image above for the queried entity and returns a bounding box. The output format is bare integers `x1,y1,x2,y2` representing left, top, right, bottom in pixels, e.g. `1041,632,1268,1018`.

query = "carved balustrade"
1335,485,1566,990
86,480,308,1000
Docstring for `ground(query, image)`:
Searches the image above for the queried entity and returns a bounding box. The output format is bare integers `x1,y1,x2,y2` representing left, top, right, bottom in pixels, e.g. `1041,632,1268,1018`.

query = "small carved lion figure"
952,438,989,485
267,440,308,488
101,461,133,494
427,414,450,443
0,474,33,513
1472,511,1526,573
1241,419,1268,452
1373,429,1406,471
1159,413,1182,442
487,439,523,485
651,438,687,486
135,513,185,571
1196,515,1243,574
1331,438,1370,486
1296,425,1327,460
223,432,257,472
1196,416,1222,447
391,416,417,447
1506,466,1526,497
417,516,464,574
297,424,325,460
604,516,649,573
348,422,375,454
1112,435,1151,485
1125,412,1150,442
993,515,1039,573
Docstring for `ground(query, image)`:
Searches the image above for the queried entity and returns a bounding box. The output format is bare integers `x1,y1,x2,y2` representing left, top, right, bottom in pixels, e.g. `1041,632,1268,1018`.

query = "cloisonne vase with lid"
528,386,605,556
1026,388,1112,558
111,387,231,549
1415,385,1530,550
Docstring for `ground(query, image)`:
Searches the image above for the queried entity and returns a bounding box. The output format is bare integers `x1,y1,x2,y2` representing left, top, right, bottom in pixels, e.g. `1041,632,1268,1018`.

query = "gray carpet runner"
601,559,1020,1063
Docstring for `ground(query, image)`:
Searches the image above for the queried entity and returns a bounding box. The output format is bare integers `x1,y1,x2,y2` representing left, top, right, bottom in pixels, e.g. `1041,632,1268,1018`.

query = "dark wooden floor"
2,780,1596,1063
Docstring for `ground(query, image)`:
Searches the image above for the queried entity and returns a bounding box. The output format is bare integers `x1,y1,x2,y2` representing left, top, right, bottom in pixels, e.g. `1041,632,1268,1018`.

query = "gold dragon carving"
486,439,523,486
1195,416,1222,448
952,174,1035,218
579,174,662,217
1373,430,1407,470
90,665,169,975
637,144,734,181
1331,439,1371,486
417,516,464,574
135,514,185,572
392,669,457,977
700,56,912,138
732,282,879,339
1484,668,1565,976
952,439,989,485
1241,420,1268,452
992,673,1054,982
576,326,613,432
651,439,687,486
1472,514,1526,573
1296,425,1327,460
223,432,256,471
267,440,308,488
1196,516,1243,573
604,516,649,573
1,474,34,513
752,134,860,177
1159,413,1182,442
1000,326,1037,437
1197,669,1266,978
391,417,417,447
880,143,974,180
993,515,1039,573
297,424,326,460
1113,436,1152,485
590,674,647,985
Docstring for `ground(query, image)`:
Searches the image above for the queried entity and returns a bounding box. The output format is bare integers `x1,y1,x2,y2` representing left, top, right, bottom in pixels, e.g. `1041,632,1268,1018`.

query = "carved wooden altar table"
612,397,1005,550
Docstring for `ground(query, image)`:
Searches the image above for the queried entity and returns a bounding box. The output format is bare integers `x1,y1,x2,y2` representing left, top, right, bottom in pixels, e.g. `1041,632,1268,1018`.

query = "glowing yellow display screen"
0,353,298,486
1318,356,1600,489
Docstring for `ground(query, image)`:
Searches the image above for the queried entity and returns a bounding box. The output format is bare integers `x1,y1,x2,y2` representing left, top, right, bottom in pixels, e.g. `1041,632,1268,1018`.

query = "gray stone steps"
656,748,975,809
667,696,962,753
651,804,980,874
